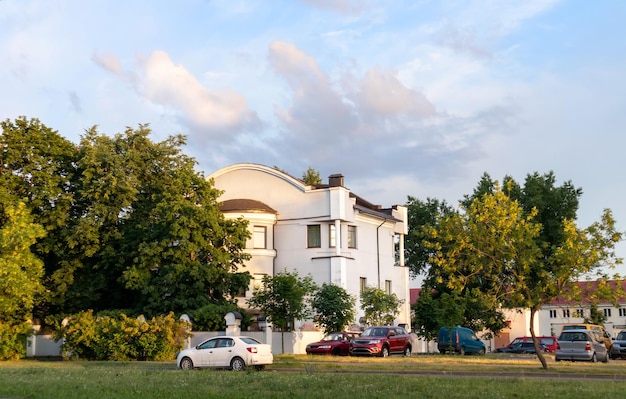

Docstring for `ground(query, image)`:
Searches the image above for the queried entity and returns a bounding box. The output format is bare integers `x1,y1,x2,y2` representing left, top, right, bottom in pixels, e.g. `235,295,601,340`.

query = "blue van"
438,326,486,355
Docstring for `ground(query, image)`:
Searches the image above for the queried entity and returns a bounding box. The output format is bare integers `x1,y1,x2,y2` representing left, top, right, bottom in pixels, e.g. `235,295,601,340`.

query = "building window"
253,226,267,249
619,308,626,317
562,309,570,318
393,234,400,265
307,224,321,248
549,310,557,319
575,309,584,318
347,225,357,248
360,277,367,293
385,280,392,294
604,308,612,318
329,224,336,248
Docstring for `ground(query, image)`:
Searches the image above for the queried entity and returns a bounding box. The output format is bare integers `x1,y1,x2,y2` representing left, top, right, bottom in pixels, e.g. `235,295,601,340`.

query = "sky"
2,0,626,279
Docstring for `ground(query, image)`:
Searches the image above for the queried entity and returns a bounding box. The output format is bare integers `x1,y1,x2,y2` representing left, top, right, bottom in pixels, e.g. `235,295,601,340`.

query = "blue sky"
2,0,626,278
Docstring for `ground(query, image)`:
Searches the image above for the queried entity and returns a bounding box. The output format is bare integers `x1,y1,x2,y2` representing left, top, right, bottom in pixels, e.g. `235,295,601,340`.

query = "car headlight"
318,345,332,349
367,340,381,344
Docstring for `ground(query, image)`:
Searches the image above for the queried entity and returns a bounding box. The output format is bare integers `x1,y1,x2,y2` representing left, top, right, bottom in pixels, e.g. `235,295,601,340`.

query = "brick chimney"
328,174,344,187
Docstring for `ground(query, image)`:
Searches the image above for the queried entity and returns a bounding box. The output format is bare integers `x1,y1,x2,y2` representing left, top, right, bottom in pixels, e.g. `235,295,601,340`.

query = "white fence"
26,331,437,358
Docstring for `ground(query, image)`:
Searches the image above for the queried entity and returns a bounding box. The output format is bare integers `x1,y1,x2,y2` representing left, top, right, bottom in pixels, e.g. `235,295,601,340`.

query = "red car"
305,332,361,356
349,326,412,357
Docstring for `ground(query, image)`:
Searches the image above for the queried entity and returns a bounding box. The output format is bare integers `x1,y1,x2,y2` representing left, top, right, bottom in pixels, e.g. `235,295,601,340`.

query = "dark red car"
305,332,361,356
349,326,412,357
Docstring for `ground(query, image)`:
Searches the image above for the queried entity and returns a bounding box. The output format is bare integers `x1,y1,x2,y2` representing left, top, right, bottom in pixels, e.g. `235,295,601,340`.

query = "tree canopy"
414,172,623,369
311,283,356,334
1,117,253,325
359,286,403,326
247,270,317,331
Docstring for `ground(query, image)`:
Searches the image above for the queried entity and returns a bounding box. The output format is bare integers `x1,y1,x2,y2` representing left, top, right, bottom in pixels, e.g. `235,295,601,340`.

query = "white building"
208,163,411,330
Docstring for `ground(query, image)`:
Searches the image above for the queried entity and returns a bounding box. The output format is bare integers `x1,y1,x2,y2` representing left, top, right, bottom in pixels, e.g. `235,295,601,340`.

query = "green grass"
0,355,625,399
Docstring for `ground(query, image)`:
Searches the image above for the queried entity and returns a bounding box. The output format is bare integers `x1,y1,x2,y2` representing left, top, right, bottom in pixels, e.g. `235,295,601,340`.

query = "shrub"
0,320,32,360
189,303,251,331
54,311,191,361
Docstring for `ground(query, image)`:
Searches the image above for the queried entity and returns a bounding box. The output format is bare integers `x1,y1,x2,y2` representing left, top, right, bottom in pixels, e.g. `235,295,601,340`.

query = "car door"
210,338,236,367
195,338,219,367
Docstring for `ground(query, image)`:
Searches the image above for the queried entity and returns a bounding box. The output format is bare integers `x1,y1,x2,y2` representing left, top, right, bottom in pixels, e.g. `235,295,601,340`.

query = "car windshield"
362,327,387,337
617,332,626,341
322,333,342,341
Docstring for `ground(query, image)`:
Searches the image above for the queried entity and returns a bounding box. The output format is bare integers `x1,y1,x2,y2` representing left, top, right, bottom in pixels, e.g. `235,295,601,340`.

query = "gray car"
611,330,626,359
555,329,609,363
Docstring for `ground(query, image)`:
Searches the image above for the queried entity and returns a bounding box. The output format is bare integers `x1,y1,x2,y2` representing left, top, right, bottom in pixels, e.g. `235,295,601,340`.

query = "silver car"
555,329,609,363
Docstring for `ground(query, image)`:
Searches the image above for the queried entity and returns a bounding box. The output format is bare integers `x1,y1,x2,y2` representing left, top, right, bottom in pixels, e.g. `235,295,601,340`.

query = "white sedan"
176,336,273,371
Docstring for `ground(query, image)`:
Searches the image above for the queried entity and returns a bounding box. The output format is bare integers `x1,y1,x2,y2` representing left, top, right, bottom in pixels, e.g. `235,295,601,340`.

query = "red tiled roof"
547,280,626,306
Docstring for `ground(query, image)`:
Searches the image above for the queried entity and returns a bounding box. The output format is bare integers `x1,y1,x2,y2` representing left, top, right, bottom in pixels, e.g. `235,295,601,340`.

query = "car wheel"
332,347,340,356
179,357,194,370
404,346,411,357
459,347,465,356
591,353,597,363
230,357,246,371
381,346,390,358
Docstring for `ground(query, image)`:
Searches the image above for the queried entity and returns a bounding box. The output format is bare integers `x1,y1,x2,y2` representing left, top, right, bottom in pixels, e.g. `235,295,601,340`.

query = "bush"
54,311,191,361
189,303,251,331
0,320,32,360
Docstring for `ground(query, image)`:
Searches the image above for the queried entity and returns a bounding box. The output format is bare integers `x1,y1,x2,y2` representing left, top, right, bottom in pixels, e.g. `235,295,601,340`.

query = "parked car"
508,336,558,353
561,324,613,353
555,329,609,363
306,331,361,356
349,326,411,357
494,342,549,354
176,335,273,371
438,326,486,355
611,330,626,359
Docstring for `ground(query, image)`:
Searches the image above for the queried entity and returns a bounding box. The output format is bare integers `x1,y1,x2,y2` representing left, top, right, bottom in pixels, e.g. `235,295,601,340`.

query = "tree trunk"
529,307,548,370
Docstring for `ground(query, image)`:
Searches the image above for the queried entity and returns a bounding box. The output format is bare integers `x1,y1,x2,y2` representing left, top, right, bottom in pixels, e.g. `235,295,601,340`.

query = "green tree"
70,125,252,315
405,195,506,335
311,283,356,334
584,303,607,326
247,270,317,331
359,286,403,326
0,196,46,359
0,117,78,318
405,196,455,278
301,167,322,185
426,180,622,369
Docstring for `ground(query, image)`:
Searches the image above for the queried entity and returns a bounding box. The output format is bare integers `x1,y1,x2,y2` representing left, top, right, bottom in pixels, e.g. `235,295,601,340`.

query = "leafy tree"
0,117,78,318
69,125,252,315
0,195,46,359
247,270,317,331
410,289,441,344
359,286,403,326
405,196,455,278
301,167,322,185
584,303,607,326
405,195,506,335
426,179,622,369
311,283,356,334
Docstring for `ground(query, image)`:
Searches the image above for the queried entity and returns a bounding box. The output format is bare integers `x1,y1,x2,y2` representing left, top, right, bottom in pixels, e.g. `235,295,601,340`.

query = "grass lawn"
1,355,625,399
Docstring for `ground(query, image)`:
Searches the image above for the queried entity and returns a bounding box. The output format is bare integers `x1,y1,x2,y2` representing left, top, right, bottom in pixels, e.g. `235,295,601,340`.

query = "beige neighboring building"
208,163,411,330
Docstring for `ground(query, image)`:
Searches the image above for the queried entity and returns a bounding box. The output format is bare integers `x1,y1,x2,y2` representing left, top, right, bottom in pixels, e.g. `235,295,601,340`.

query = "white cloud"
93,50,262,137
